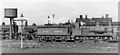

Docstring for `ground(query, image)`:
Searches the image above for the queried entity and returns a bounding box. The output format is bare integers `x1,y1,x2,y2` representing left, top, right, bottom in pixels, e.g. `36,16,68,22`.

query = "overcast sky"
0,0,119,25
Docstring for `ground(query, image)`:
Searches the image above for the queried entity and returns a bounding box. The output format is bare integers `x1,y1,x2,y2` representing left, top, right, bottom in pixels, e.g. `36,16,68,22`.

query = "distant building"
75,14,114,26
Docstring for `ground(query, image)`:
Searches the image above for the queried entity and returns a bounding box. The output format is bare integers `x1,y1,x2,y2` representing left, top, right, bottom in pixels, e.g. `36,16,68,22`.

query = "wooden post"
21,34,23,49
21,20,24,49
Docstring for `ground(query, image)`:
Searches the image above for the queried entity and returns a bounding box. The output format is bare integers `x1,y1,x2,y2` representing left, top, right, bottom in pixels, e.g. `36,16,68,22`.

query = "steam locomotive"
1,14,119,42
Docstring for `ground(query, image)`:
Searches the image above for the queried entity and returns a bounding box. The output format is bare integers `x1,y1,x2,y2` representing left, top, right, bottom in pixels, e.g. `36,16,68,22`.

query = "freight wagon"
36,26,72,42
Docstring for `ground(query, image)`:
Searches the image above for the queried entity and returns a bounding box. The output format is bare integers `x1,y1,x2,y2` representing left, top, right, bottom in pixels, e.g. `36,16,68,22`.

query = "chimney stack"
105,14,109,18
85,15,88,18
75,18,79,23
68,20,70,23
102,16,104,18
80,15,83,18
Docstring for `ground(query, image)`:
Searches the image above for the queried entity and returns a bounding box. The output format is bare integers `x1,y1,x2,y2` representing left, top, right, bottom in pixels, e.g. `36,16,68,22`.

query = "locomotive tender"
1,14,119,42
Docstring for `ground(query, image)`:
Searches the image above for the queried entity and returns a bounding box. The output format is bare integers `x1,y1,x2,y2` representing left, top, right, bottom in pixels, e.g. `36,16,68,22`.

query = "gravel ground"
1,40,118,53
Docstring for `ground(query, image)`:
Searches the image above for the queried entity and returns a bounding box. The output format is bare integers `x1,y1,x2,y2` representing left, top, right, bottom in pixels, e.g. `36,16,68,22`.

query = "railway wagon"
36,26,74,42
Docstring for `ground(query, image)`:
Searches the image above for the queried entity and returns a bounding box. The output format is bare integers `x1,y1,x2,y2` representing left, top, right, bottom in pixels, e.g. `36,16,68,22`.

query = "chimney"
68,20,70,23
102,16,104,18
105,14,109,18
25,21,28,26
80,15,83,18
75,18,79,23
85,15,88,18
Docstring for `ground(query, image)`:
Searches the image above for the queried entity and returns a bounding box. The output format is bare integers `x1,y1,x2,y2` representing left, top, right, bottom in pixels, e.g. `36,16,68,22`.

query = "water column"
4,8,18,39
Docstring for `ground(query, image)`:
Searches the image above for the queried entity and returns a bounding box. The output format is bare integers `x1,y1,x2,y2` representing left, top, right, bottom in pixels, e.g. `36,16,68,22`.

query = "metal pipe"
10,18,13,39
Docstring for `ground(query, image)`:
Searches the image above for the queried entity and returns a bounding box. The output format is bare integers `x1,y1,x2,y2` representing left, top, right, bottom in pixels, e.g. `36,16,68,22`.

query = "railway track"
1,39,118,53
2,39,118,48
2,41,118,53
